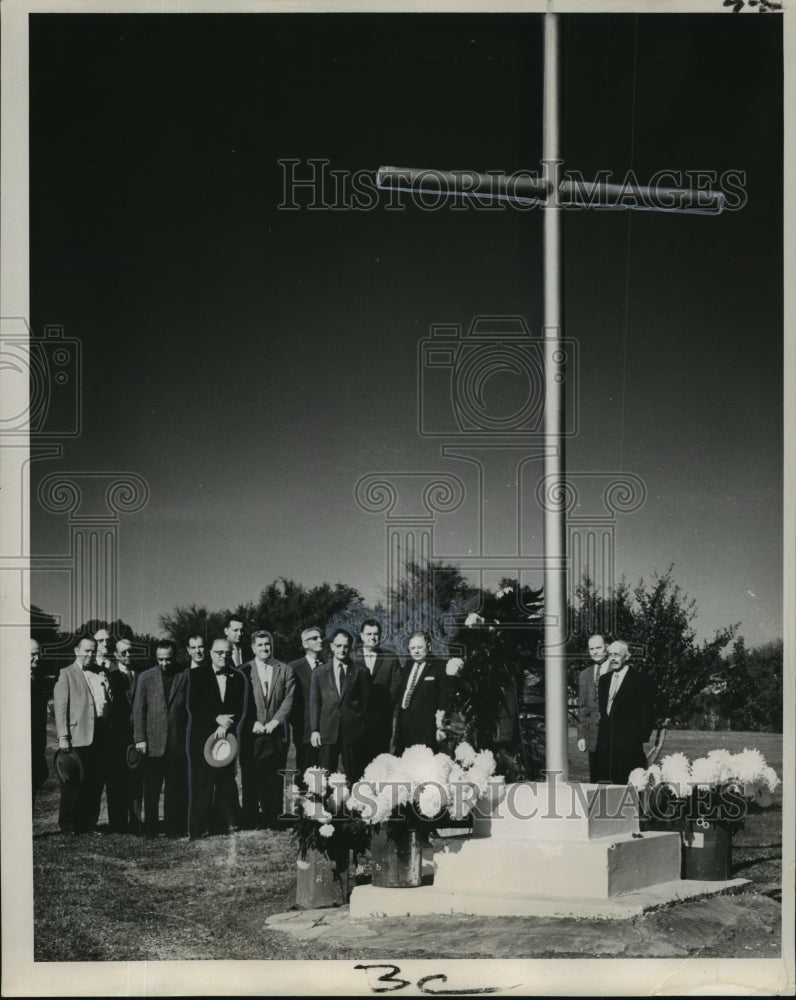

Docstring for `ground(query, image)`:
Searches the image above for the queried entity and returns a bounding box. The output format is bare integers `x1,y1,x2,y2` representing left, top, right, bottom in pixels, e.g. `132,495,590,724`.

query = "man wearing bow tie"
310,628,370,782
239,630,295,829
53,636,111,834
352,619,401,763
595,640,655,785
134,640,189,837
394,631,449,754
187,638,245,838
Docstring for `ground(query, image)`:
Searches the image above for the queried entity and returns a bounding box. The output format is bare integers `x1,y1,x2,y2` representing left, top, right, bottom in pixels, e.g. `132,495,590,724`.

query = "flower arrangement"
347,742,505,838
629,748,780,832
290,767,368,861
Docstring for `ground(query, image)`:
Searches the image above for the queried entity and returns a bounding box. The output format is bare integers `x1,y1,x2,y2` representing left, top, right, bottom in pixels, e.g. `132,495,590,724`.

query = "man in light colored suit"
134,640,189,837
310,628,370,781
352,619,402,762
239,630,295,829
289,626,325,780
576,634,610,782
54,636,111,834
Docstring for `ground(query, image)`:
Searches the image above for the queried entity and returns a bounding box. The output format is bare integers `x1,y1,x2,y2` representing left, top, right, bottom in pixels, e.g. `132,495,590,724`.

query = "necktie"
607,671,621,714
402,663,422,710
337,663,346,694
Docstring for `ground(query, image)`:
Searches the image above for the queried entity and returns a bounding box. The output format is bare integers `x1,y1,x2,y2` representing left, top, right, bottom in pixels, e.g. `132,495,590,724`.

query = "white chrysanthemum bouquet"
291,768,364,860
347,742,505,834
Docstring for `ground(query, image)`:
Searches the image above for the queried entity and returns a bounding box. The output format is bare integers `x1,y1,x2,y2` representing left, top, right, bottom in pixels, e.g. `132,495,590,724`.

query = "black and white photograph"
1,0,793,995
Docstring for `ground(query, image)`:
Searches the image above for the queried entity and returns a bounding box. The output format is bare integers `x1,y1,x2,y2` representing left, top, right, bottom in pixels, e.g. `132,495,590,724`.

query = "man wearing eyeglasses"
310,628,370,782
289,627,325,781
187,638,245,838
133,640,189,837
106,637,143,833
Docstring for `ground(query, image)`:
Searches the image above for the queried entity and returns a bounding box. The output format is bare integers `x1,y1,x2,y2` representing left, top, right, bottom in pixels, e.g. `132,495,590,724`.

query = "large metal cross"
376,12,724,782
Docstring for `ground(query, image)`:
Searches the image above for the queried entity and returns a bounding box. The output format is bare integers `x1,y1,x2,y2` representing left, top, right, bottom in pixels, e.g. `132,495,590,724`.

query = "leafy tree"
568,568,738,727
387,559,479,625
445,580,545,778
719,638,782,732
159,604,235,660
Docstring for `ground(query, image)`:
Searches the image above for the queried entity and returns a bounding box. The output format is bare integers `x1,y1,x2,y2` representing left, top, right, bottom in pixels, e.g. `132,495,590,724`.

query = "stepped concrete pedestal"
349,781,749,921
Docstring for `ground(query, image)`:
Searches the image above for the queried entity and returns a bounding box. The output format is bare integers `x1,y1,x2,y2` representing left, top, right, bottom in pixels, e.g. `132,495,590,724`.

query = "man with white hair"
595,639,655,784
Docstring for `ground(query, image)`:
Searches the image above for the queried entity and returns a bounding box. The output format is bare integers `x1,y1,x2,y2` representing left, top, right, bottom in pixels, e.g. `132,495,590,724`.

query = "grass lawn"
32,727,783,962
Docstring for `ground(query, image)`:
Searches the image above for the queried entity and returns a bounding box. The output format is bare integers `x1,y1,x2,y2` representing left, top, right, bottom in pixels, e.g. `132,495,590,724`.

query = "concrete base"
434,829,681,898
348,876,751,920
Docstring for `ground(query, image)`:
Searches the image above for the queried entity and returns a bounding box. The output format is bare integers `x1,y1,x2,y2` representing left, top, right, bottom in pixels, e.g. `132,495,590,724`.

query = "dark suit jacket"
597,666,654,773
309,659,370,746
289,656,321,745
108,666,138,740
352,646,402,735
239,658,295,745
395,657,449,751
577,663,602,753
134,666,189,757
187,663,246,756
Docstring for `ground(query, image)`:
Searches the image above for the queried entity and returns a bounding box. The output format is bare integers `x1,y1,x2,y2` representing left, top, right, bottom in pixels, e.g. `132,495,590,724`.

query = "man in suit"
134,640,189,837
289,626,325,781
595,639,655,785
186,634,206,670
106,636,142,832
310,628,370,782
239,630,295,829
394,631,449,754
53,636,111,834
93,626,113,672
224,617,246,669
187,638,246,838
30,638,50,799
352,619,401,763
576,634,610,782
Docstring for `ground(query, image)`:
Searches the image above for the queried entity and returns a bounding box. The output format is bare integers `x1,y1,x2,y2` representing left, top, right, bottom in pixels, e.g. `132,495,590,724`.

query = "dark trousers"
144,749,188,836
294,740,319,785
188,755,240,838
250,751,289,827
588,750,600,783
58,724,109,833
106,736,142,832
319,739,365,783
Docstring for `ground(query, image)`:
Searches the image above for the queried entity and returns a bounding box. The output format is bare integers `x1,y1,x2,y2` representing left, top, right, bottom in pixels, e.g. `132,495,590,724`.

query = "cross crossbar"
376,165,725,215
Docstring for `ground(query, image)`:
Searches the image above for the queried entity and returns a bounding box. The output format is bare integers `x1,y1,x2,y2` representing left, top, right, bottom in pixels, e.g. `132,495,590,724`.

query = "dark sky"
29,11,783,647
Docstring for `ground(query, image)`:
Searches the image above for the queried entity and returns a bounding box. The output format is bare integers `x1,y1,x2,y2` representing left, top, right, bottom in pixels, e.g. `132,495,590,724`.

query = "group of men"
40,617,450,840
576,634,656,784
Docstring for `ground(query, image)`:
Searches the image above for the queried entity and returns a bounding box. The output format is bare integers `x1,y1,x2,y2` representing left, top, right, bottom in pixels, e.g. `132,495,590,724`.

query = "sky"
28,10,783,648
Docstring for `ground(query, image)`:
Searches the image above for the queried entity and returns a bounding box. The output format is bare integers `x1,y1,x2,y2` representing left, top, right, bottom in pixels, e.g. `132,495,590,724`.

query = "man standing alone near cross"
576,634,610,782
595,640,655,785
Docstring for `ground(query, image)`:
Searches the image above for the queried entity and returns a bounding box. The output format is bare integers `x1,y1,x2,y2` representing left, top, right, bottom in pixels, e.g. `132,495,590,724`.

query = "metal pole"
543,10,569,782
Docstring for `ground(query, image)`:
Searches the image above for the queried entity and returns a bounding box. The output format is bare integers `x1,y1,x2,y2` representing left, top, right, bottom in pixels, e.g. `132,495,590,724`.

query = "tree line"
31,562,782,733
